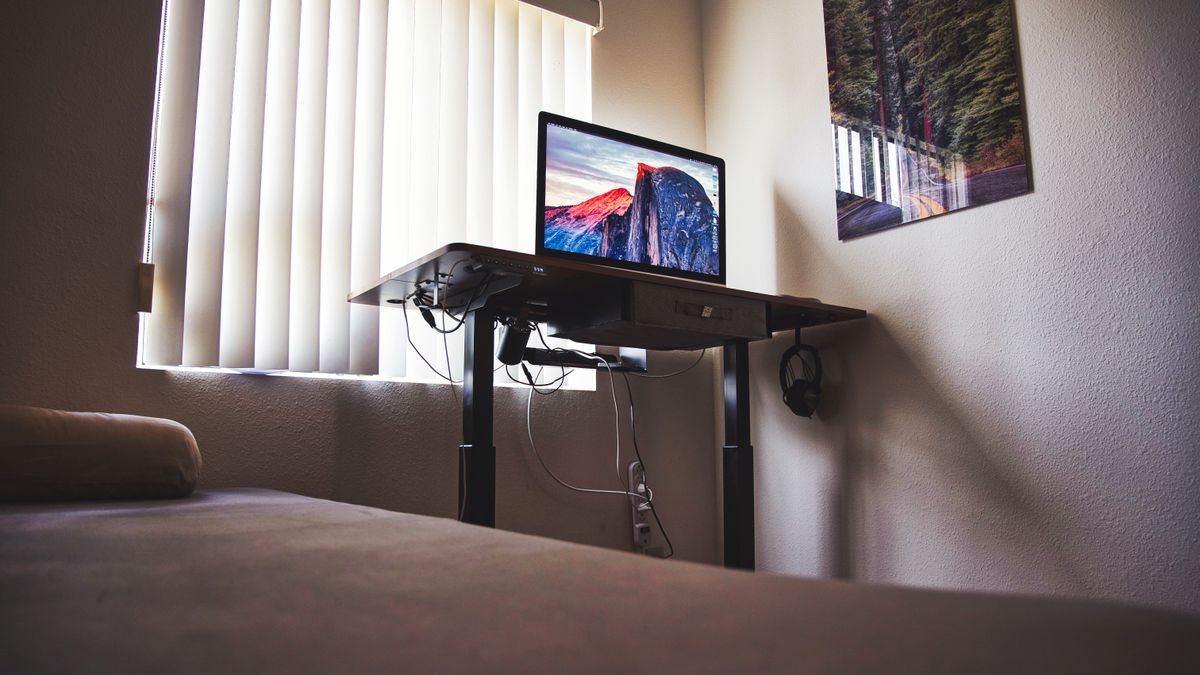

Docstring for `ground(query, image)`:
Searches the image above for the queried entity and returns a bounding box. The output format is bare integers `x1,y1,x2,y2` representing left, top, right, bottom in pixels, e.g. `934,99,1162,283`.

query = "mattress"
1,488,1196,674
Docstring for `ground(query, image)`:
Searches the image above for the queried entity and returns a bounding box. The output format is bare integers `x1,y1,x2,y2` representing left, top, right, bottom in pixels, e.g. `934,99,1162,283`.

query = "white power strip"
628,461,660,556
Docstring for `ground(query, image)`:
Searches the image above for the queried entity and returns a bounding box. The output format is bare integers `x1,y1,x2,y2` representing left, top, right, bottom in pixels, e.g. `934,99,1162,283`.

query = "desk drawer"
630,283,767,339
550,281,768,350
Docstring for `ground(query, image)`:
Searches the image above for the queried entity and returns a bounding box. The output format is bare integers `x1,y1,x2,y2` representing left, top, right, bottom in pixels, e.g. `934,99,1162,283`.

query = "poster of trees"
823,0,1030,240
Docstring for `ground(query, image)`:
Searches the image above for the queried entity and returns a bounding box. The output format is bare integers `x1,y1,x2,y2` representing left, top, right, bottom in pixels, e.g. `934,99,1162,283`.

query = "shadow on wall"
331,377,462,516
769,188,1088,595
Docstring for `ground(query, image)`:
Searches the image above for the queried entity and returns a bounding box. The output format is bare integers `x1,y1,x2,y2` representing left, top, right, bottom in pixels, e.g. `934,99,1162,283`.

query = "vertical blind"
142,0,593,380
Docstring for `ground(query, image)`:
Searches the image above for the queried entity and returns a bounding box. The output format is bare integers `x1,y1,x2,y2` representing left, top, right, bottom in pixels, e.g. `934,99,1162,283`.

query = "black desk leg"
459,305,496,527
723,340,755,570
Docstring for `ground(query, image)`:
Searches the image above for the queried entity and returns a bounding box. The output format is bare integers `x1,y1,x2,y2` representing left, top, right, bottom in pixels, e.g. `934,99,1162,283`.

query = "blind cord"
143,0,171,263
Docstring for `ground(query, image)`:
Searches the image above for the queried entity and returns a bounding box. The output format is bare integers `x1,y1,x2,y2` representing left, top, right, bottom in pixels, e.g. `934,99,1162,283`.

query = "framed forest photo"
823,0,1030,240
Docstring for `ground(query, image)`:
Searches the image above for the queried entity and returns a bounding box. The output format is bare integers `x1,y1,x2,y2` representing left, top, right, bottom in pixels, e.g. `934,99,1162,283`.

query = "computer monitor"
536,112,726,285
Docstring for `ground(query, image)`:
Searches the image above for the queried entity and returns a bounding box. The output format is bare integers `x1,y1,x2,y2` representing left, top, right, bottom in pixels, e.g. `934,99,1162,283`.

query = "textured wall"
0,0,718,562
700,0,1200,612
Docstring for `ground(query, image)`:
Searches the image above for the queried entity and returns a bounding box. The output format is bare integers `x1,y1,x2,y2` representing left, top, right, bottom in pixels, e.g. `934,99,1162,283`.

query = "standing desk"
350,243,865,569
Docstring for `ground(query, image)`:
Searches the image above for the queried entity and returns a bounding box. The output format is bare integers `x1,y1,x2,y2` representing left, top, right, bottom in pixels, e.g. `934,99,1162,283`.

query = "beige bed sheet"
1,488,1196,674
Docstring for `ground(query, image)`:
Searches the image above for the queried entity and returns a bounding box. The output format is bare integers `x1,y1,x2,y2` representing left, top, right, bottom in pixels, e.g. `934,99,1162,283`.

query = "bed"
3,488,1197,674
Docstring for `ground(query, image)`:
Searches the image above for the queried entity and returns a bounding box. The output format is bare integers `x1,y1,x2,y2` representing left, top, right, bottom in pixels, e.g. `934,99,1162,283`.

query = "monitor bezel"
536,111,727,286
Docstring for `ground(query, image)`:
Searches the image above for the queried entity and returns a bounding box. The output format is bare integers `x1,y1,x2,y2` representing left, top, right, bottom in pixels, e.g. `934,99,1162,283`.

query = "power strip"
628,461,652,554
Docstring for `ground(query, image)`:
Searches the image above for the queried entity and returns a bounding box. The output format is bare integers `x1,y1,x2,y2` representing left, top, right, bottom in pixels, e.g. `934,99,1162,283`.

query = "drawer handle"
676,300,732,320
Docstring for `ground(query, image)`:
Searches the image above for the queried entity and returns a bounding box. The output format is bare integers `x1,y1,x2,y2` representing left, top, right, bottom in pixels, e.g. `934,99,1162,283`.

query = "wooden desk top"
349,243,865,341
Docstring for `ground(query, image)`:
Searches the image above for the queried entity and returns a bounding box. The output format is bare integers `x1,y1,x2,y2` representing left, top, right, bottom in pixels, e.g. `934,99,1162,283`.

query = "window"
141,0,596,386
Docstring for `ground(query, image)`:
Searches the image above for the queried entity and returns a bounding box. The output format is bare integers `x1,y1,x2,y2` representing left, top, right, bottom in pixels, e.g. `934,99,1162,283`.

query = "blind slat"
219,0,271,368
317,0,360,374
465,0,495,246
288,0,331,372
540,12,565,115
515,3,542,253
181,0,239,367
407,0,441,260
403,0,445,382
433,0,472,376
491,0,519,253
143,0,204,367
563,17,590,120
254,0,302,371
437,0,470,245
349,0,388,375
377,0,417,378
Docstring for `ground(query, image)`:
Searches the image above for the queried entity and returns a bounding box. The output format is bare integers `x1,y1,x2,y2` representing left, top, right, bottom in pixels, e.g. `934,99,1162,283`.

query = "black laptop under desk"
350,243,865,570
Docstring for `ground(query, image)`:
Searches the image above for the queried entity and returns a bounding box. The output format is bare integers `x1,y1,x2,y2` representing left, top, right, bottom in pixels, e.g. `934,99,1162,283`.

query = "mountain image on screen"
544,163,719,275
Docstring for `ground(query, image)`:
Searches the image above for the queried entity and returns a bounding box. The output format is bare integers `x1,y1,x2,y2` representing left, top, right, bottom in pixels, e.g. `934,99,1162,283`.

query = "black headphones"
779,337,823,418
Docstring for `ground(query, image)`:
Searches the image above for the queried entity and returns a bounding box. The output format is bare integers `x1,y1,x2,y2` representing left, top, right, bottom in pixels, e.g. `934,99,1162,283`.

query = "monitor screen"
536,112,726,284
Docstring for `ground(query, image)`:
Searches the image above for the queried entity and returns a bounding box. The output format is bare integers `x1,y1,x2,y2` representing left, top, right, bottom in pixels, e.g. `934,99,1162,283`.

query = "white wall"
700,0,1200,612
593,0,707,150
0,0,717,562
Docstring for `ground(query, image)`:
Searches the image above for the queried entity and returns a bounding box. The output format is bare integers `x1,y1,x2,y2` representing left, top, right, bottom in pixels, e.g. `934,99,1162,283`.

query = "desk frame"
459,305,497,527
350,243,865,570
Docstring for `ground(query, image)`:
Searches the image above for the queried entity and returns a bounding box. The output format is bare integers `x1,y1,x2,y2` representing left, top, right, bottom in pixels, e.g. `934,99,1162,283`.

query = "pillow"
0,405,201,501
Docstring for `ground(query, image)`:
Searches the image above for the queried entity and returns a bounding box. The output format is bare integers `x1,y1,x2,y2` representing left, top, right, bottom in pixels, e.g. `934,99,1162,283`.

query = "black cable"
533,322,554,350
620,371,675,559
440,268,494,326
403,294,465,519
404,261,491,521
415,287,472,333
397,266,499,386
506,362,569,394
414,264,493,335
399,297,459,384
529,322,597,378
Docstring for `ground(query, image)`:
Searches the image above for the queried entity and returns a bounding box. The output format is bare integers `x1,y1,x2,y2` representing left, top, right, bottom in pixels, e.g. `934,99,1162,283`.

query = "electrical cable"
520,325,679,556
620,372,675,559
417,261,692,543
528,323,690,496
628,348,707,378
529,364,567,394
396,261,505,521
397,263,498,386
561,348,626,490
532,322,554,351
519,347,674,557
416,270,492,334
524,357,648,504
399,297,459,384
508,362,569,394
